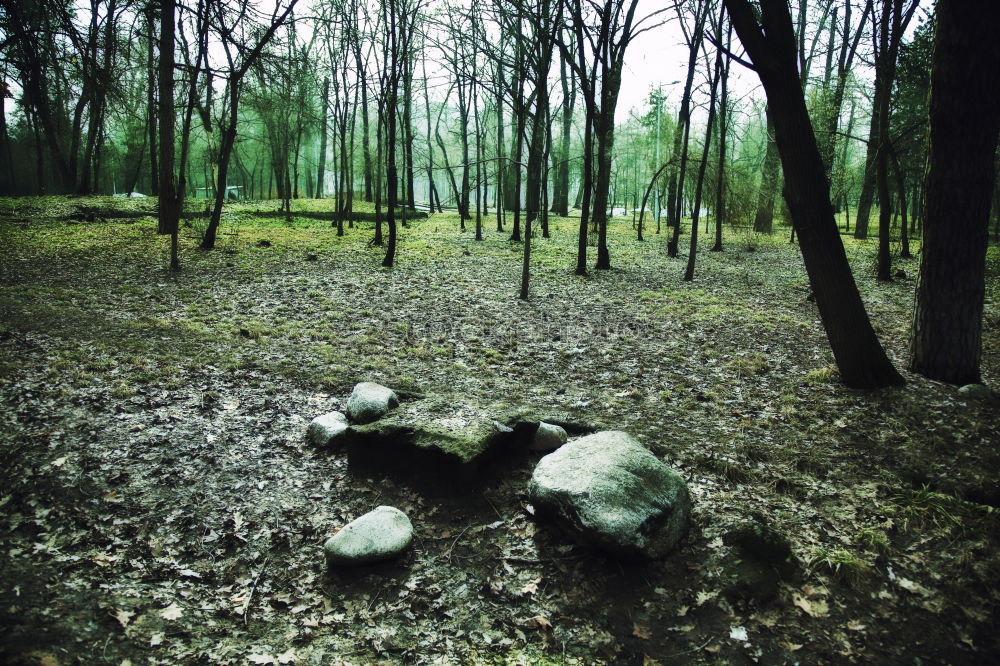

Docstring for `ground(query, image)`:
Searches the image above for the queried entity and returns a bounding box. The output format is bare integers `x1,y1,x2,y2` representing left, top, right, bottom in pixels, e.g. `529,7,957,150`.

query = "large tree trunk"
909,0,1000,385
725,0,903,389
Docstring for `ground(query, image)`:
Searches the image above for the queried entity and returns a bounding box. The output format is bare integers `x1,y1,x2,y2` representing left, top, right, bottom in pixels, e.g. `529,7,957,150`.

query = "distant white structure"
196,186,242,200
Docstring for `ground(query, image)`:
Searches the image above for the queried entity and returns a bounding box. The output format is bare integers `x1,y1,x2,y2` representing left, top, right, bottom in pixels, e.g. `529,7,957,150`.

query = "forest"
1,0,999,664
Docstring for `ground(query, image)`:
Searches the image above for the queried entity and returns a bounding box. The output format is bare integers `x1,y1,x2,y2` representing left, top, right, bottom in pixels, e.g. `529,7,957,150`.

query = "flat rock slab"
346,382,399,424
345,399,597,487
324,506,413,565
307,411,348,447
528,431,691,560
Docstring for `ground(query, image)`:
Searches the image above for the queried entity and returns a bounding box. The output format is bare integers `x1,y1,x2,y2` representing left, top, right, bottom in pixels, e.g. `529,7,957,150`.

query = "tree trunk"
158,0,179,270
712,21,732,252
552,55,575,216
725,0,904,389
575,101,594,276
684,20,723,281
753,109,779,233
316,76,330,198
909,0,1000,385
146,7,159,196
667,0,709,258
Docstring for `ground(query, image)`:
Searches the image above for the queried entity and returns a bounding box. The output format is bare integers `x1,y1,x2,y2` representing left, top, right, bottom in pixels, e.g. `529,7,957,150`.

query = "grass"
807,547,873,588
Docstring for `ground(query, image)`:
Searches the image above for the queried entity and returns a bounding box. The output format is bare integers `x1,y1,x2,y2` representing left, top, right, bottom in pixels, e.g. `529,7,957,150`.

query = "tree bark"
909,0,1000,385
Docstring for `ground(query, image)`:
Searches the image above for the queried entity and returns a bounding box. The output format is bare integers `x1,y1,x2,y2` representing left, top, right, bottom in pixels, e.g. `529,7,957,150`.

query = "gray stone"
307,411,348,447
528,431,691,560
323,506,414,565
346,382,399,424
529,422,568,452
958,384,993,400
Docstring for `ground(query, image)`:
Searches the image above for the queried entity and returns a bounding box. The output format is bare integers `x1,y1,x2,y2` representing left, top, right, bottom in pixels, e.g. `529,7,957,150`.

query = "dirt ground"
1,197,999,665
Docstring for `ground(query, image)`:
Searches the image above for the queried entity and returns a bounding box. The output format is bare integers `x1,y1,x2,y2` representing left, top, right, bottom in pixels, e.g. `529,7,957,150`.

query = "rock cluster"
307,383,697,564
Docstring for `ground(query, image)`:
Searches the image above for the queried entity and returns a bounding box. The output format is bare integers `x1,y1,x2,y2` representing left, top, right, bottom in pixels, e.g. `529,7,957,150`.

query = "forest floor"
1,196,999,666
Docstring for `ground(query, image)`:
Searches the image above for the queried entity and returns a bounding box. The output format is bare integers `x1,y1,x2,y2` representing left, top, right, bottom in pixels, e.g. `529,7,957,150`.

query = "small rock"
530,422,568,452
324,506,414,565
958,383,993,400
307,411,348,447
528,431,691,560
346,382,399,424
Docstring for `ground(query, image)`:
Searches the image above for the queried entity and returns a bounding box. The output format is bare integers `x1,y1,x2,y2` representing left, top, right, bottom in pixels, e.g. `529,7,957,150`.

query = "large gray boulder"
323,506,414,565
346,382,399,424
528,431,691,560
307,411,349,447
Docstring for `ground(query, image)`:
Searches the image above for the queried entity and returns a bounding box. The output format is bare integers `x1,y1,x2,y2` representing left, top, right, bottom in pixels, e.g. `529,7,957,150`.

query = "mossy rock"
344,399,599,489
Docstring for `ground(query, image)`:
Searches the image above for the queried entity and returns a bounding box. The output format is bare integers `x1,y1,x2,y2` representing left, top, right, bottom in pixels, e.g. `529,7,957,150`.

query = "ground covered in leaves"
1,196,999,665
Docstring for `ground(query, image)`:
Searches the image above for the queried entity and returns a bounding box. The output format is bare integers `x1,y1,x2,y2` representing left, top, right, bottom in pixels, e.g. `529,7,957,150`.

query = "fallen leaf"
247,654,275,665
276,648,297,664
633,622,653,640
50,456,68,468
523,615,552,631
897,578,932,597
643,655,664,666
729,626,748,641
793,594,829,617
149,632,164,646
159,603,183,621
178,568,201,579
110,608,134,630
695,589,718,606
520,578,540,596
779,641,803,652
846,620,866,631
